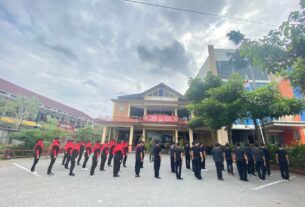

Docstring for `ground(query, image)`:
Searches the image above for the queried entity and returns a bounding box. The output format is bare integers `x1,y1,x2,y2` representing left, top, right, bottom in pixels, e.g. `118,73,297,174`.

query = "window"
293,130,301,141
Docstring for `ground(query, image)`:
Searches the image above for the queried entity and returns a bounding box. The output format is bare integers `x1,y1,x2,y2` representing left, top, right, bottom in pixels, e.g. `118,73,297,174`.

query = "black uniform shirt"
224,147,232,160
262,148,270,160
246,148,254,161
135,146,142,161
184,146,190,157
175,147,183,161
252,148,264,161
170,145,175,157
213,147,224,163
153,145,161,159
192,146,201,160
276,149,287,161
234,147,246,161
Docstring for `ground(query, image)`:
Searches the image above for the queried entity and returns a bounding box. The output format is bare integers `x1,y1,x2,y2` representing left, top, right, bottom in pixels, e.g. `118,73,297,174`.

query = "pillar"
174,108,178,116
144,106,147,115
129,125,134,151
142,128,146,142
189,128,194,146
217,128,229,145
108,127,112,140
101,126,108,143
175,129,178,143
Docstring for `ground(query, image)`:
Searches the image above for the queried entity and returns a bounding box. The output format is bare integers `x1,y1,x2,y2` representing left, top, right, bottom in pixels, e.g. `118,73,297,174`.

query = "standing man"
153,141,162,179
31,139,44,172
77,140,85,165
213,143,224,181
100,141,109,171
174,142,183,180
62,139,69,165
252,143,266,180
122,140,129,167
113,140,124,177
170,142,176,173
234,143,248,182
276,144,290,180
47,137,60,176
191,141,203,180
135,141,143,177
245,143,255,176
184,143,191,169
224,143,234,175
64,140,74,169
200,143,207,171
140,141,145,168
82,140,92,170
261,143,271,176
191,142,195,174
90,141,101,176
69,141,80,176
107,139,116,167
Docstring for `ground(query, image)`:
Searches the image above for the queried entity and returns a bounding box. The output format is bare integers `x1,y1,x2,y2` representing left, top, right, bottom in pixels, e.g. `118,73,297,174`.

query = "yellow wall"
113,101,130,117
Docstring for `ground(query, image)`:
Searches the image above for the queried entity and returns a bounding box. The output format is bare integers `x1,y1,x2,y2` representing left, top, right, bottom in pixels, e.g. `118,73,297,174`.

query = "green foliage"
226,30,245,45
72,124,103,142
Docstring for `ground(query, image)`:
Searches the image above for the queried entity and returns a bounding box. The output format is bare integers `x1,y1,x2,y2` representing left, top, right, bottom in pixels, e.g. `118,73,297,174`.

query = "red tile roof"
0,78,93,120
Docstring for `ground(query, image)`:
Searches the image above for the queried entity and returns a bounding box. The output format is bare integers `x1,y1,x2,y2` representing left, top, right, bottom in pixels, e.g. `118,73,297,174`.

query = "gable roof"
117,82,187,101
0,78,93,120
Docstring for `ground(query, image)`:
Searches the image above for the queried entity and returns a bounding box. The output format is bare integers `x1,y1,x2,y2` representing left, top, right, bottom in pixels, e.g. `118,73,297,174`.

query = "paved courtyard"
0,154,304,207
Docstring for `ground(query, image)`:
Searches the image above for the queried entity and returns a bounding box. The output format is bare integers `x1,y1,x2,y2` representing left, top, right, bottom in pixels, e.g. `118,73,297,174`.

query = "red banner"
143,115,179,123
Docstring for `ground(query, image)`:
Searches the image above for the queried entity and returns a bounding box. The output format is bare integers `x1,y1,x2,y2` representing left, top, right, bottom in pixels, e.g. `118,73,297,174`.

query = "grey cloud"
137,40,194,76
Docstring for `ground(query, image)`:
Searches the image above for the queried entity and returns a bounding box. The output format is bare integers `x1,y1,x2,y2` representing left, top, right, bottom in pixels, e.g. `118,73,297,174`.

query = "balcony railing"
96,114,189,125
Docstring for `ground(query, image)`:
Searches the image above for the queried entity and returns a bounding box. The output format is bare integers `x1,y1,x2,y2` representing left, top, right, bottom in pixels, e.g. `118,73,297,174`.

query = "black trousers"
215,161,223,179
100,153,107,170
247,160,255,175
135,160,141,175
141,153,144,168
192,160,195,173
69,156,76,175
62,153,67,165
236,160,247,181
185,155,190,169
170,156,175,172
193,159,202,179
255,160,266,180
154,158,161,177
108,154,113,166
113,153,123,176
265,159,271,175
47,155,56,174
82,153,89,168
77,150,84,165
90,157,98,175
65,155,71,169
226,159,233,174
175,160,182,179
123,155,128,166
201,159,206,169
279,160,289,180
31,156,40,172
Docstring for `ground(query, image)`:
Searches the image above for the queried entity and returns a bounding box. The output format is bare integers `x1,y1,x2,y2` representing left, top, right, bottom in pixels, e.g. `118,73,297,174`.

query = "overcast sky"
0,0,300,118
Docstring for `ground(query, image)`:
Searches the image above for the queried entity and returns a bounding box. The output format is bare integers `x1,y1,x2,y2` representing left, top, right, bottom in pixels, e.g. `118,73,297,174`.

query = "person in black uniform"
170,142,176,173
90,141,101,176
140,141,145,168
65,141,74,169
261,143,271,176
107,140,116,166
82,141,92,170
184,143,191,169
153,141,162,178
234,143,248,181
47,138,60,176
200,143,207,171
135,141,143,177
100,141,109,171
31,139,44,172
113,141,124,177
69,142,79,176
276,144,289,180
123,141,129,167
191,141,203,180
77,140,85,165
174,142,183,180
191,142,195,174
213,143,224,180
245,143,255,176
224,143,234,175
252,143,266,180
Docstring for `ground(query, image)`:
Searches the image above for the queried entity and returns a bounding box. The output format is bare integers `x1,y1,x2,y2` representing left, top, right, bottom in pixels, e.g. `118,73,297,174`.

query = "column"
142,128,146,142
175,129,178,143
189,128,194,146
174,108,178,116
128,104,131,117
144,106,147,115
129,125,134,151
108,127,112,141
101,126,108,143
217,128,229,145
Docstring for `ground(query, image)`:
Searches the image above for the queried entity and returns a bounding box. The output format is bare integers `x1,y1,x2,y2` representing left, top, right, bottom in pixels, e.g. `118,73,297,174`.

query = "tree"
226,30,245,46
73,124,103,142
2,96,41,130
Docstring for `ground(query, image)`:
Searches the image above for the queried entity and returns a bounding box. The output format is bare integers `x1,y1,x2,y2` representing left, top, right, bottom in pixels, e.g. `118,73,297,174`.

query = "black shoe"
65,167,69,169
155,176,161,179
48,172,54,176
177,177,183,180
123,165,127,168
243,179,248,182
218,178,224,181
113,175,120,177
135,175,140,177
197,177,202,180
69,173,75,176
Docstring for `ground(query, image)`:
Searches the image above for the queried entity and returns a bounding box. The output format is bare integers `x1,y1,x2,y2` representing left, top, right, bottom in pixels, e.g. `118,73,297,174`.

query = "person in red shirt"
90,141,101,176
77,140,85,165
62,139,70,165
100,141,109,171
69,141,80,176
64,140,74,169
113,140,125,177
107,139,116,166
82,140,92,170
47,137,61,176
122,141,129,167
31,139,44,172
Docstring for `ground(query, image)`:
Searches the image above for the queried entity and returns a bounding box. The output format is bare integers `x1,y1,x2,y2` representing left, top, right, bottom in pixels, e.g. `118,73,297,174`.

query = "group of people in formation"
30,137,290,181
30,138,129,177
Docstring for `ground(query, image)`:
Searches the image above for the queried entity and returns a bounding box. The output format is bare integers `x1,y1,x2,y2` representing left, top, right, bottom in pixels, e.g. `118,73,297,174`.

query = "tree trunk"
209,129,216,146
253,118,261,143
261,118,269,145
226,124,233,144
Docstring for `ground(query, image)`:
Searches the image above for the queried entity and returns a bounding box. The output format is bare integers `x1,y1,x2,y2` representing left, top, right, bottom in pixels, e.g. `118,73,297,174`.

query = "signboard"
143,115,179,123
58,122,75,132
